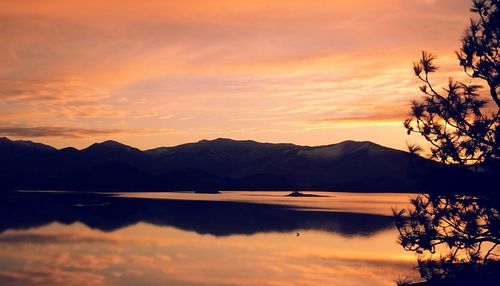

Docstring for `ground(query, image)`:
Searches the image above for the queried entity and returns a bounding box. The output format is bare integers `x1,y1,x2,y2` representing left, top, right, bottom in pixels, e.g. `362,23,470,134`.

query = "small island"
286,190,329,197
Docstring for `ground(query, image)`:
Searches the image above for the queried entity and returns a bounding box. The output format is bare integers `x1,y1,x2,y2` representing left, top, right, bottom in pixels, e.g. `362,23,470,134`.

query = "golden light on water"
0,223,418,286
0,192,422,286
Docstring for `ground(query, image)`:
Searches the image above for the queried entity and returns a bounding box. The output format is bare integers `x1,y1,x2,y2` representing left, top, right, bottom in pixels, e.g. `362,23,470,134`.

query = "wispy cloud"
0,125,169,138
0,80,107,102
0,0,474,149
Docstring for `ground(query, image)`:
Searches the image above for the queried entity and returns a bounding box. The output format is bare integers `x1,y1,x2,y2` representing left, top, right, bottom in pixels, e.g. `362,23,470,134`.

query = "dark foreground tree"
397,1,500,284
394,194,499,284
404,0,499,170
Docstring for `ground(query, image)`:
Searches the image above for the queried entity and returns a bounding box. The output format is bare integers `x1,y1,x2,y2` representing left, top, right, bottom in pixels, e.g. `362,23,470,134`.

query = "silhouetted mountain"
0,137,56,153
0,137,439,192
82,140,142,157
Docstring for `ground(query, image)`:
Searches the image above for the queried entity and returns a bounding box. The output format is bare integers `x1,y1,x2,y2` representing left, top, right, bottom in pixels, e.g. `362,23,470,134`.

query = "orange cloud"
0,0,476,149
0,125,170,139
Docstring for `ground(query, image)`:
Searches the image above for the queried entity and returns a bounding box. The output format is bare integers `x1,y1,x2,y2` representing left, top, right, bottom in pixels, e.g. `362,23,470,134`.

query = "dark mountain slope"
0,137,436,192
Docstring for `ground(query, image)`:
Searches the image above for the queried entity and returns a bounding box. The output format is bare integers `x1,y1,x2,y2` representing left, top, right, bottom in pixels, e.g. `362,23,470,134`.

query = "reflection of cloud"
300,253,416,269
55,253,125,271
0,222,420,286
0,233,117,244
0,268,106,286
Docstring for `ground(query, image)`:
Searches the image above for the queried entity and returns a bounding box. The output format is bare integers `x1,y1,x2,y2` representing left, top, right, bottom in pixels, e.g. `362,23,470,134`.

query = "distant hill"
0,136,438,192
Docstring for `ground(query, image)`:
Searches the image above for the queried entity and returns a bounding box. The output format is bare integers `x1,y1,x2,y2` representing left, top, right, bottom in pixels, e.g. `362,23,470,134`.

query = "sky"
0,0,475,150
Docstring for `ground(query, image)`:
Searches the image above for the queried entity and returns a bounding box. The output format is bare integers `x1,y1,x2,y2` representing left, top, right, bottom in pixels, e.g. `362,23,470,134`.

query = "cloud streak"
0,0,475,149
0,125,169,138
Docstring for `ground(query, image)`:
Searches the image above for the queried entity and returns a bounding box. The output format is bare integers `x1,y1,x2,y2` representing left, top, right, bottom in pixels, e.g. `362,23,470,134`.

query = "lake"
0,191,421,286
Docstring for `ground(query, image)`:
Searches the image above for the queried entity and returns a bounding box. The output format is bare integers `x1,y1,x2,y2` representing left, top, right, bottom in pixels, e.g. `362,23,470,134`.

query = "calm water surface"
0,191,421,286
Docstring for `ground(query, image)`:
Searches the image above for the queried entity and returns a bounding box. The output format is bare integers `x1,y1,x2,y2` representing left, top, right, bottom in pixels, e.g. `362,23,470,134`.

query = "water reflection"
0,191,419,286
0,223,418,286
0,191,394,236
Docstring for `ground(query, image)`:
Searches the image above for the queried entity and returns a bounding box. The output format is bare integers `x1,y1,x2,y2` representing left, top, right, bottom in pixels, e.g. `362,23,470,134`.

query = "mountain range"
0,137,436,192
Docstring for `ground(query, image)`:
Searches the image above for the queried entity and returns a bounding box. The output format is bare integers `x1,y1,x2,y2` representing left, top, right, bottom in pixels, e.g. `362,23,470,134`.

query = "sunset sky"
0,0,475,150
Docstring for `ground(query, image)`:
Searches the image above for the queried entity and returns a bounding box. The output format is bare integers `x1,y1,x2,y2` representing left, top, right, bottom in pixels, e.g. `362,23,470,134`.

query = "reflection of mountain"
0,136,434,191
0,192,393,237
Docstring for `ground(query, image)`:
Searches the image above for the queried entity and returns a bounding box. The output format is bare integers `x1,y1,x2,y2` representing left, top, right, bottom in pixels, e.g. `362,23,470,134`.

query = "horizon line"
0,136,401,152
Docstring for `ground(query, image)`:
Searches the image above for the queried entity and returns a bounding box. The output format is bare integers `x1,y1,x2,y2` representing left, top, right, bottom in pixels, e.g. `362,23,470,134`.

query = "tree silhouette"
394,194,499,283
397,1,500,284
404,0,499,170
